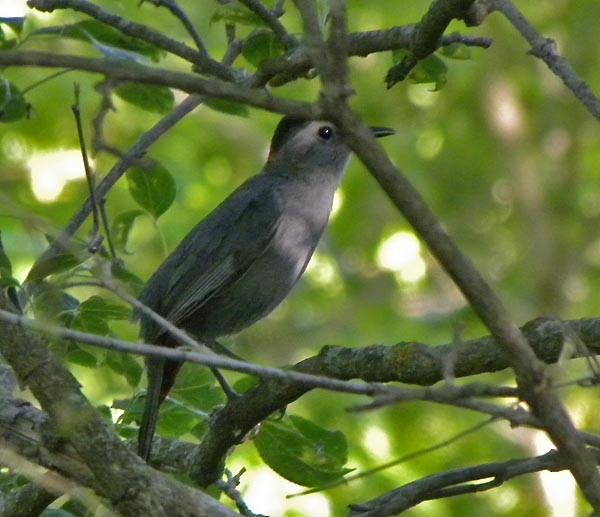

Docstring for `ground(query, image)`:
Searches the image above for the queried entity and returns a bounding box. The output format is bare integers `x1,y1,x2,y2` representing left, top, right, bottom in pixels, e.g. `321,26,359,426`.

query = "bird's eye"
318,126,333,140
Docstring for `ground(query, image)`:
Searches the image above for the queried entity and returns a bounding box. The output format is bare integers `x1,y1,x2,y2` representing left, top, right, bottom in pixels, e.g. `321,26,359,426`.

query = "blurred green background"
1,0,599,515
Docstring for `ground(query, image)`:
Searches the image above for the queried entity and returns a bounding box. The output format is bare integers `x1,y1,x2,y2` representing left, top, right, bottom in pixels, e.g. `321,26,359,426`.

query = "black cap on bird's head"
267,115,394,162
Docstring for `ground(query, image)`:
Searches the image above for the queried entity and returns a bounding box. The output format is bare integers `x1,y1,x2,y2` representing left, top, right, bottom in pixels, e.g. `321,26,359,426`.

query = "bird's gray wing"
158,179,283,328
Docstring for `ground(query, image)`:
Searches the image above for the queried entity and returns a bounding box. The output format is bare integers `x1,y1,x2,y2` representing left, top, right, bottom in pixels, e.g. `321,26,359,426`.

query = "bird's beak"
370,126,395,138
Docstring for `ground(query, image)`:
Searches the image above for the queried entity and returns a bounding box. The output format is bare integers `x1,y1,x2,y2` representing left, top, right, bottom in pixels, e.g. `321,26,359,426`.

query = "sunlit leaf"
0,17,26,36
254,414,351,487
126,161,176,219
114,84,174,114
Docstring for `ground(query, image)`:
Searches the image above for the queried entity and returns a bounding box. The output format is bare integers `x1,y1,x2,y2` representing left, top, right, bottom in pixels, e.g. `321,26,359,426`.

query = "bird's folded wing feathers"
161,188,283,326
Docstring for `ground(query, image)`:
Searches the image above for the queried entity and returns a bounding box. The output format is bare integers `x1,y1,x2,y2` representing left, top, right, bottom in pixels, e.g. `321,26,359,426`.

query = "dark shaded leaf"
0,231,13,277
126,161,176,219
242,30,285,67
114,83,174,114
205,98,249,117
254,414,351,487
0,80,27,122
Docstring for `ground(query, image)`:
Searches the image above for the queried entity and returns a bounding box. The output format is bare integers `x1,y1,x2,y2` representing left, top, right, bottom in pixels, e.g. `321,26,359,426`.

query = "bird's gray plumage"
136,116,392,461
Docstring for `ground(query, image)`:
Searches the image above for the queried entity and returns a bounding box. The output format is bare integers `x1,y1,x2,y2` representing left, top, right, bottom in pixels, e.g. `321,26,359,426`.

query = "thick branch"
0,297,238,516
330,107,600,509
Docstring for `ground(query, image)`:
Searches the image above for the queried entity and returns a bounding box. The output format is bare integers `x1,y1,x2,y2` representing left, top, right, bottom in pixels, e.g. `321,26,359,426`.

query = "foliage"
0,0,599,516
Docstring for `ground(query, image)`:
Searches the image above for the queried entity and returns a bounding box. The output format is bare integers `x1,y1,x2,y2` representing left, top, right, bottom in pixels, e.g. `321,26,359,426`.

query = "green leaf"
41,509,78,517
32,283,79,321
205,98,249,117
105,351,143,387
110,261,145,295
410,55,448,91
439,43,472,61
157,402,202,438
112,210,145,254
126,161,176,219
66,344,99,368
26,238,91,281
0,80,28,122
242,30,285,67
210,5,266,27
79,295,131,320
254,414,351,487
0,231,13,278
0,17,26,36
171,363,225,411
114,83,174,114
30,20,163,61
63,310,110,336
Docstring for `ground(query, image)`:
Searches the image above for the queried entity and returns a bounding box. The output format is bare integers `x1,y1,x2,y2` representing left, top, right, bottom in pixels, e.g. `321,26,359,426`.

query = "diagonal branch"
349,449,599,516
487,0,600,120
304,0,600,509
27,0,234,80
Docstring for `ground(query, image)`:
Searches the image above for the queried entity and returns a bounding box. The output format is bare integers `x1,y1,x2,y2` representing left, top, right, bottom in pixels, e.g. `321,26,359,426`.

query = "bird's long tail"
138,354,182,461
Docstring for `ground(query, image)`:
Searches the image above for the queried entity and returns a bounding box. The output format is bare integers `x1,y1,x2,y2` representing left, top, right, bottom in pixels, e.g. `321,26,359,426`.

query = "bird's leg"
206,339,245,402
210,367,239,401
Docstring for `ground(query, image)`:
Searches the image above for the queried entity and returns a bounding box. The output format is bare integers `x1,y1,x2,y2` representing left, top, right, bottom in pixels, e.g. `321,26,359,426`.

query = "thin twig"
488,0,600,121
71,84,101,243
238,0,297,48
28,0,235,80
144,0,208,55
290,417,498,497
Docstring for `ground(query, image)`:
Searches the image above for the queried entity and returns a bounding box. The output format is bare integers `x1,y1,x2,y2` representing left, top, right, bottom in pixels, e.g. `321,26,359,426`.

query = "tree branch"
309,0,600,507
349,449,599,516
27,0,235,80
0,296,238,516
487,0,600,120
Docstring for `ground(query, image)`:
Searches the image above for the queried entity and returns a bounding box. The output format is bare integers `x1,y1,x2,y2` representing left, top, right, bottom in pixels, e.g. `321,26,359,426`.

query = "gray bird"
136,116,393,461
